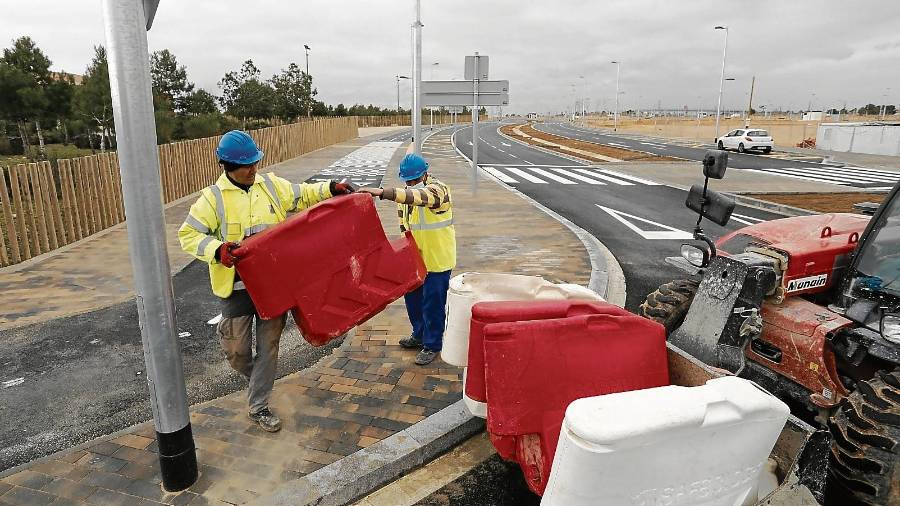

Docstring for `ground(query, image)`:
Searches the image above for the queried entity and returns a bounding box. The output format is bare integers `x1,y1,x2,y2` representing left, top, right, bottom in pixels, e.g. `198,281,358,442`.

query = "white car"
716,128,774,154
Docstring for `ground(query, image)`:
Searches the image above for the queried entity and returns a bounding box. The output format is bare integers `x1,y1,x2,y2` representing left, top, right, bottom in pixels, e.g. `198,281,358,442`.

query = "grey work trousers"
216,314,286,413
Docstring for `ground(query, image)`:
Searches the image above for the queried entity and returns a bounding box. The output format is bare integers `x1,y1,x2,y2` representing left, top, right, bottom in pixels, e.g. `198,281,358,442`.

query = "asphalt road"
533,122,900,190
0,260,340,472
452,121,784,311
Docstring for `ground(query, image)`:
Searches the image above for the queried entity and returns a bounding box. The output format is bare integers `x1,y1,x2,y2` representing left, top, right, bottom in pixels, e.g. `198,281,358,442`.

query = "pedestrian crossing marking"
478,165,664,187
505,167,547,184
745,165,900,189
304,141,402,187
549,168,608,185
527,167,577,184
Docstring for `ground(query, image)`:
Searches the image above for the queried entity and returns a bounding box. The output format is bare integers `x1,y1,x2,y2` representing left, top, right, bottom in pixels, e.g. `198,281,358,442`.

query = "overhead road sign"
465,55,489,80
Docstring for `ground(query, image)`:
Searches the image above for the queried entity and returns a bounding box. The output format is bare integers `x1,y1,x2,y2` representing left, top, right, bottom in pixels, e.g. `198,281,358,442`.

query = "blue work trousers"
404,270,451,351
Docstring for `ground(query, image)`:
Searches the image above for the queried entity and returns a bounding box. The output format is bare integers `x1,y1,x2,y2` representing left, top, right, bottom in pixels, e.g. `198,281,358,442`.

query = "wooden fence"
357,114,486,128
0,116,358,267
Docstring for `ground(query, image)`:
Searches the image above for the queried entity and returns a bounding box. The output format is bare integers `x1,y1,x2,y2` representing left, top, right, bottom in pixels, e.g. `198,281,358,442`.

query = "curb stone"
253,400,483,506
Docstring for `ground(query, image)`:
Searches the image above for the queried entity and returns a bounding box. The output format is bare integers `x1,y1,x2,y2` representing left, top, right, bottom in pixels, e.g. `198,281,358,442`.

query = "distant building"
527,112,538,120
801,111,823,121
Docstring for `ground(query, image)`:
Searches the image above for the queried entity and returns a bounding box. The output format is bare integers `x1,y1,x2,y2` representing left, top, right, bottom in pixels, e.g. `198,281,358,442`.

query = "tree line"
0,36,408,162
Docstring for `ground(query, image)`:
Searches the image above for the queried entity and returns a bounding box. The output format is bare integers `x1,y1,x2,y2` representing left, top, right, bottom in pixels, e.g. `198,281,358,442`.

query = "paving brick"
88,441,123,456
123,479,166,501
76,453,128,473
2,469,53,489
329,383,370,395
81,469,133,490
111,446,158,467
357,436,381,448
54,451,88,464
370,417,410,432
117,462,161,483
30,460,77,477
360,426,394,440
41,478,96,500
84,487,141,506
0,486,56,506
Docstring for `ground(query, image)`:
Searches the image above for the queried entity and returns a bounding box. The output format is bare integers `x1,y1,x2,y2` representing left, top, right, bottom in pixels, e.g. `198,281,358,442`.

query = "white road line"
770,167,874,185
572,169,634,185
800,166,900,183
608,142,631,148
504,167,547,183
597,169,661,186
869,186,896,191
509,153,520,159
640,142,668,149
524,167,577,184
550,168,607,185
745,169,848,186
731,213,766,223
841,166,900,176
772,167,876,184
501,142,512,147
597,205,693,240
480,166,518,183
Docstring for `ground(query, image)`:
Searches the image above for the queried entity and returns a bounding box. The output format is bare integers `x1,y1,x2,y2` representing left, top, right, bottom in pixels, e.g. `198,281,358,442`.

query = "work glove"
217,242,240,268
330,179,357,195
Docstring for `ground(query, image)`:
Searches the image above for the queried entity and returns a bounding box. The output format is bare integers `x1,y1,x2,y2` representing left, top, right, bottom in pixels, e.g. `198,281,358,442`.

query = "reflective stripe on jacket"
388,176,456,272
178,172,332,298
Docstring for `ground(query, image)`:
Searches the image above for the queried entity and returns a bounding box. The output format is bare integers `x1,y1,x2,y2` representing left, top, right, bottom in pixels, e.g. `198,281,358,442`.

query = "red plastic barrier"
483,313,668,495
466,300,630,403
234,193,426,346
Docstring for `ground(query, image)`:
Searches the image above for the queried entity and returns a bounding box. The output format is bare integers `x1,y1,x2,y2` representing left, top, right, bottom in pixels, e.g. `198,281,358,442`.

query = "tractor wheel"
639,279,700,335
828,369,900,505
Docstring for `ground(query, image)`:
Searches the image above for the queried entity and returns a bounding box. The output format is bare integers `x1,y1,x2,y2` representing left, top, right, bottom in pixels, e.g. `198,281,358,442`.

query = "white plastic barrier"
462,368,487,418
442,272,603,367
542,376,790,506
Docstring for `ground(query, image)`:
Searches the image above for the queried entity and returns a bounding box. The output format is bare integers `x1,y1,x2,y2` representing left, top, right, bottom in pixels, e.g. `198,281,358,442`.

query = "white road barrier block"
461,368,487,418
542,376,790,506
441,272,603,367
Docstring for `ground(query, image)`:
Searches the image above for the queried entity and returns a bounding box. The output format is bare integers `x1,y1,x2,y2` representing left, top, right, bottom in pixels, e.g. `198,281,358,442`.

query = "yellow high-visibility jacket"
382,176,456,272
178,172,332,298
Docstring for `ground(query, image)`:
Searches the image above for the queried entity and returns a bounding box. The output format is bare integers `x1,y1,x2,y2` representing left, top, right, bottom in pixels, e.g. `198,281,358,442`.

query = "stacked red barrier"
235,193,427,346
469,300,669,495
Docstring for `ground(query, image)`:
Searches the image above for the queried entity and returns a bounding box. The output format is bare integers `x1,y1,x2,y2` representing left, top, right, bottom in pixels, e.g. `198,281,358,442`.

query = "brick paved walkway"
0,128,591,505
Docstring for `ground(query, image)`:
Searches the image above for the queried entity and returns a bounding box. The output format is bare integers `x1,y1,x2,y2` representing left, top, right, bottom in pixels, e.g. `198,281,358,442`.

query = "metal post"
396,75,401,112
472,52,480,194
714,25,729,140
612,61,620,131
412,0,423,154
101,0,197,492
746,75,755,127
304,45,311,119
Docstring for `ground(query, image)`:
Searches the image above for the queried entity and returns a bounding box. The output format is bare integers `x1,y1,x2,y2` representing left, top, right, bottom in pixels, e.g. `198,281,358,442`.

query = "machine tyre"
738,143,746,153
828,369,900,505
718,140,725,150
639,279,700,335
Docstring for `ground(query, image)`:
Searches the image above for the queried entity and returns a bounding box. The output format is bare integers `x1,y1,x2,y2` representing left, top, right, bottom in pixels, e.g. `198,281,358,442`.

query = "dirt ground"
500,123,678,162
743,192,886,214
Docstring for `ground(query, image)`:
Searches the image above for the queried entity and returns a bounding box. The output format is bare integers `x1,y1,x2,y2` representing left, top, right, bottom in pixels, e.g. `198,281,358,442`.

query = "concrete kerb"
254,401,483,506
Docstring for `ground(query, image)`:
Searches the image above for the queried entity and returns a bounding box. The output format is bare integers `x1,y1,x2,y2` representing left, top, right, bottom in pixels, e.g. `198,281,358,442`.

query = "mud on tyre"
639,279,700,335
828,370,900,505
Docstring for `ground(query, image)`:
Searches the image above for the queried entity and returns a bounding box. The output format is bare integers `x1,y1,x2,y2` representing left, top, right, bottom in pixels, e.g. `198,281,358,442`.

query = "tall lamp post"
396,75,409,113
611,61,620,131
713,25,729,140
304,44,311,118
411,0,423,154
430,62,439,129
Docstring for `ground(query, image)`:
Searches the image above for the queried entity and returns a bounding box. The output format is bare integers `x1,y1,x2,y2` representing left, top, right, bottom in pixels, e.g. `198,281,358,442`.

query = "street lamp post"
411,0,423,154
430,62,439,129
304,44,311,118
396,75,409,113
882,88,891,120
713,25,729,140
579,75,585,126
611,61,620,131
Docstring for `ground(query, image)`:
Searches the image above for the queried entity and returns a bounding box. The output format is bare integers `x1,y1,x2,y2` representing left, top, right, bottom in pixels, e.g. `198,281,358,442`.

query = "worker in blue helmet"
359,153,456,365
178,130,354,432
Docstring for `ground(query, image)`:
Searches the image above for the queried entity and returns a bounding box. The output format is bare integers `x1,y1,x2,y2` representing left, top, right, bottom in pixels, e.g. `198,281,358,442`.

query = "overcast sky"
3,1,899,114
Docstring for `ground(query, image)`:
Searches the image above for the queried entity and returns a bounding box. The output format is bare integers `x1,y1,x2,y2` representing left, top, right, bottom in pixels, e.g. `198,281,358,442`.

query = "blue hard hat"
399,153,429,181
216,130,264,165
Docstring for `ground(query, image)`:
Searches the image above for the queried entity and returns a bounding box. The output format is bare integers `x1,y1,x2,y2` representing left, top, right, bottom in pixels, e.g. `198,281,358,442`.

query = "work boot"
415,348,438,366
399,334,423,349
249,407,282,433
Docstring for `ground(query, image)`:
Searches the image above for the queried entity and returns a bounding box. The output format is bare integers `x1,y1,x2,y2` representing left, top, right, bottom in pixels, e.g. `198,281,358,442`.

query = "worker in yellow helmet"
178,130,353,432
359,153,456,365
